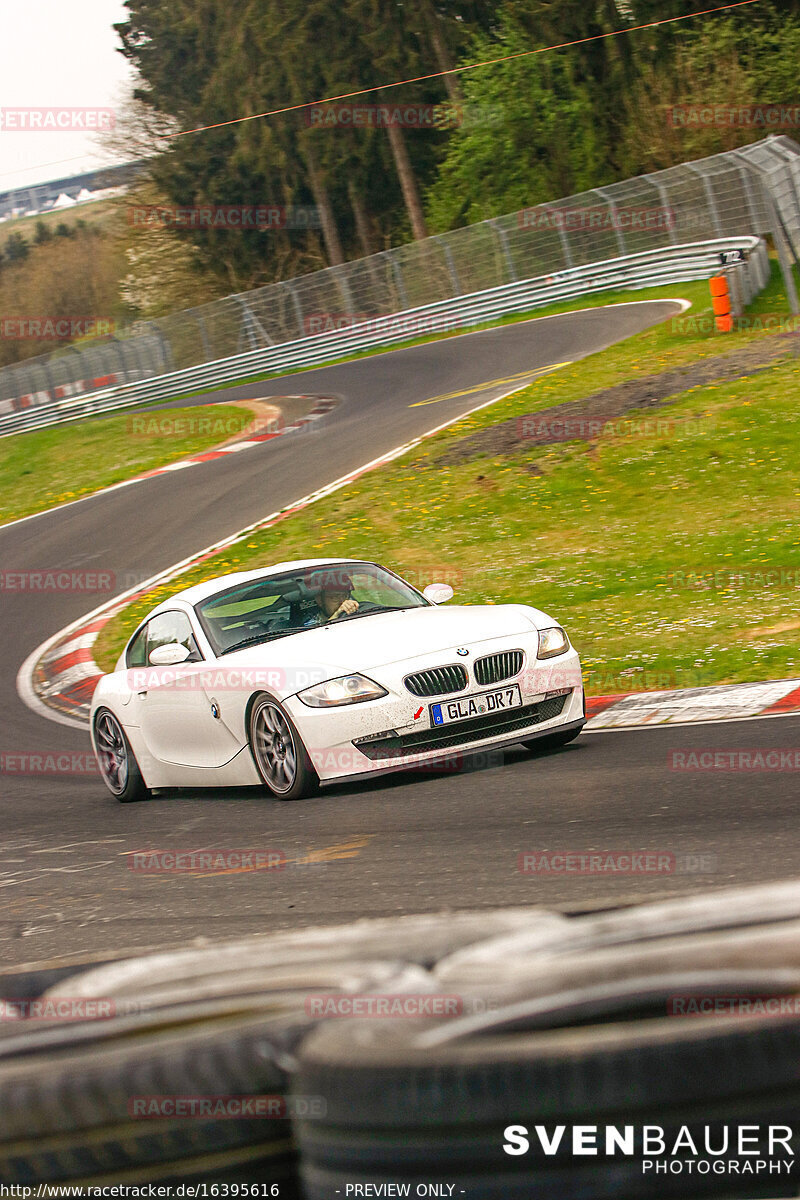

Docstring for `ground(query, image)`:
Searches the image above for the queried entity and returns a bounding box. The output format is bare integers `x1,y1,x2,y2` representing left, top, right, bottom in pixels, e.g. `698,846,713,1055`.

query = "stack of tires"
293,884,800,1199
0,909,547,1188
2,886,800,1197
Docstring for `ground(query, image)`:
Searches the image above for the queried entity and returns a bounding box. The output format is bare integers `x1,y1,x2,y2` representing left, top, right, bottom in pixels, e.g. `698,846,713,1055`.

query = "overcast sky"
0,0,136,192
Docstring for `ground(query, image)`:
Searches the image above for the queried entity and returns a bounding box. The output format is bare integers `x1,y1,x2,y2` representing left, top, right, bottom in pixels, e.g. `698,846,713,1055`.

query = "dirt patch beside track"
439,331,800,464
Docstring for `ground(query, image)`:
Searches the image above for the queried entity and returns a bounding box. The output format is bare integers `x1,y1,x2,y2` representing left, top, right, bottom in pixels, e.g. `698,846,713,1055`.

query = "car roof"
154,559,378,610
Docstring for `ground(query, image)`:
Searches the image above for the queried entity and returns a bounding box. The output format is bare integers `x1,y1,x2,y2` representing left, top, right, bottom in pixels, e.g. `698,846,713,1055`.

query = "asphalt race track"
2,301,799,970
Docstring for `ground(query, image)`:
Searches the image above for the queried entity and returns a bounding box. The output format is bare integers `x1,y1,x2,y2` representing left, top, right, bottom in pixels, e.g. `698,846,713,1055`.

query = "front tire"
249,695,319,801
93,708,150,802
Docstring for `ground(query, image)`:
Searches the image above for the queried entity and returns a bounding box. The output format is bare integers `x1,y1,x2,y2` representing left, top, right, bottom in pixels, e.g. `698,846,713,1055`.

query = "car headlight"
537,626,569,660
297,673,388,708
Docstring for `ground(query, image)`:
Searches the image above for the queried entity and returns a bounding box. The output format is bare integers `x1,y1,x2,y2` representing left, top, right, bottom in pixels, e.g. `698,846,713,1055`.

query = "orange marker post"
710,275,733,332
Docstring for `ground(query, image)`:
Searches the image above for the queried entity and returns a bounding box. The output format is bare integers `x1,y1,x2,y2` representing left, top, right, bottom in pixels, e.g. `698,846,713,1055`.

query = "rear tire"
249,694,319,801
93,708,149,803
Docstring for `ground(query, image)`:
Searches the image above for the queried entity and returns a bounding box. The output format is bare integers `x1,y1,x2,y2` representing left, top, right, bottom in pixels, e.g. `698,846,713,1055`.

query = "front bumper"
353,691,571,760
318,715,586,788
284,644,584,783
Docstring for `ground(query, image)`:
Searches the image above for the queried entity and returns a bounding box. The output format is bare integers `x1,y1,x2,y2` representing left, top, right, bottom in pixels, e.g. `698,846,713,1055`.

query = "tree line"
115,0,800,291
5,0,800,373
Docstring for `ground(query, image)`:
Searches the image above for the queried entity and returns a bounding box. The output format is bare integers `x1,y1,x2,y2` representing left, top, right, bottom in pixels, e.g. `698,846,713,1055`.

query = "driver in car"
308,572,360,625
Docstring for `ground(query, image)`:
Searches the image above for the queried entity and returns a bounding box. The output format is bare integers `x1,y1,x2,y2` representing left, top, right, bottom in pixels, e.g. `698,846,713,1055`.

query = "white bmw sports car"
91,559,585,802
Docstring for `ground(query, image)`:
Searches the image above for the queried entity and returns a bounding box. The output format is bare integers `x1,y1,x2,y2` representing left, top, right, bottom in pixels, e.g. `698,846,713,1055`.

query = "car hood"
222,603,553,678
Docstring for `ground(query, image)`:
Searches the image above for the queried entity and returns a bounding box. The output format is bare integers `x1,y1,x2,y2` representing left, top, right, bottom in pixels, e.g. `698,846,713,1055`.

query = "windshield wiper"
335,604,414,623
220,628,308,655
222,607,414,649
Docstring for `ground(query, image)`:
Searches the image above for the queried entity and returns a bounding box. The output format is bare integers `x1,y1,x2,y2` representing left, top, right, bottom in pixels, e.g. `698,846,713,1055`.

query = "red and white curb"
585,678,800,730
1,395,337,534
0,374,121,416
127,395,336,482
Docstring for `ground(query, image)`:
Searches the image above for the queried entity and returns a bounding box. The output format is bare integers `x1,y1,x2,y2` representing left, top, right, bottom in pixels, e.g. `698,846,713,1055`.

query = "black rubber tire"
248,694,319,801
0,957,425,1184
295,1003,800,1128
520,725,583,753
293,1008,800,1195
93,708,149,803
0,1006,298,1183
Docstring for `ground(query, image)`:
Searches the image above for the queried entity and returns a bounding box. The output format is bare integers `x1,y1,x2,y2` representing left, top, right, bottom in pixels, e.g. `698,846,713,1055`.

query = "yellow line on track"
409,361,571,407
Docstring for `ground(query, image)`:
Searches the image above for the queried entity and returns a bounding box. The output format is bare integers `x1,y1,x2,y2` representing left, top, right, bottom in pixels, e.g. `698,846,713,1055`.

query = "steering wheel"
236,619,275,635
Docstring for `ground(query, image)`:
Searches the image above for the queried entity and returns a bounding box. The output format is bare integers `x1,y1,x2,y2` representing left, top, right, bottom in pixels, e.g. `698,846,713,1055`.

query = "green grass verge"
0,402,259,525
85,261,800,692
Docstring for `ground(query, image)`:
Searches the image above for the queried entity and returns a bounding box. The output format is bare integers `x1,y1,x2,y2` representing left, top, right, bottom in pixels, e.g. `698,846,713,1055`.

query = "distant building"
0,161,145,220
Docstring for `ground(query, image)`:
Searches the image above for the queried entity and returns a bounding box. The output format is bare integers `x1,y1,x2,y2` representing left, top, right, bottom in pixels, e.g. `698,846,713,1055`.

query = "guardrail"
0,236,768,437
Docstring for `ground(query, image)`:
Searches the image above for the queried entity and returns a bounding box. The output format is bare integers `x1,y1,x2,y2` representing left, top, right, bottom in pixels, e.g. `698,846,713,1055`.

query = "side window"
146,611,203,663
126,624,149,668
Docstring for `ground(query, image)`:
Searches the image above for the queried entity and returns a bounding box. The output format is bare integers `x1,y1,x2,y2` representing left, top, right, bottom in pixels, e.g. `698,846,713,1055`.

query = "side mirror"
423,583,454,604
149,642,191,666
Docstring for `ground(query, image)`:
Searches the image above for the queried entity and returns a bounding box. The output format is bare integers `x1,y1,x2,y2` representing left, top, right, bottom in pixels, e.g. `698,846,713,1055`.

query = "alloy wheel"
253,701,298,794
94,711,130,795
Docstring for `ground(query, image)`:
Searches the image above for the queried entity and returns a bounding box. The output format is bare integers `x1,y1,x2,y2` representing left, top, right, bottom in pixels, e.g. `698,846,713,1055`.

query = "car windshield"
194,562,429,655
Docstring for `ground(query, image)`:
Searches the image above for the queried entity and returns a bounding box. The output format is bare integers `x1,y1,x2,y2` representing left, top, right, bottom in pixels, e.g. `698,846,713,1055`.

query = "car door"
130,610,243,768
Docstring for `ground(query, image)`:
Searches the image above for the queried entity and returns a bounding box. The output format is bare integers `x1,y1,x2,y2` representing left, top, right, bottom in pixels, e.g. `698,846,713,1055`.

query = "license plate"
430,685,522,727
